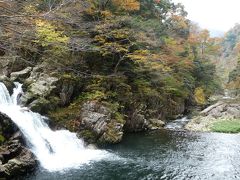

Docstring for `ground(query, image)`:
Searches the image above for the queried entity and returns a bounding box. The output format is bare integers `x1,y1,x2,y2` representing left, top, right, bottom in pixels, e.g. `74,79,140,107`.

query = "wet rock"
0,75,14,94
0,136,37,178
0,164,7,177
0,113,19,142
3,148,36,178
0,112,37,178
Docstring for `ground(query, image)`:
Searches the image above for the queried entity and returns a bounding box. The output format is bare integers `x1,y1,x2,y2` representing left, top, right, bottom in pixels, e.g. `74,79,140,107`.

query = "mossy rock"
78,130,98,144
98,121,123,144
29,96,60,114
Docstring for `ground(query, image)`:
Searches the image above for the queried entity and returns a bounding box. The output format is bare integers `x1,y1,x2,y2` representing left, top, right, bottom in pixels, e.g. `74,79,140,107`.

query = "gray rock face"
60,81,74,106
20,66,60,113
125,112,166,132
0,56,29,77
10,67,32,82
81,102,110,134
200,101,240,118
80,101,124,144
125,112,148,132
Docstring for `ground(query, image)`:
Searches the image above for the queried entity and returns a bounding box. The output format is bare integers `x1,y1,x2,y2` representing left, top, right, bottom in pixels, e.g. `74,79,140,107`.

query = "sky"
172,0,240,36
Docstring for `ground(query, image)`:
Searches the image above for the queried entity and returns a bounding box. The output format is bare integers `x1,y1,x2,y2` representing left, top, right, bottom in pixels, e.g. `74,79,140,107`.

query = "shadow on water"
25,130,240,180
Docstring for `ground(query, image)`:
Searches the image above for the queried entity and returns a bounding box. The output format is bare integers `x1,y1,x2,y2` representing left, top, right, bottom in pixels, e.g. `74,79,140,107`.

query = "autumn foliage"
0,0,220,123
113,0,140,11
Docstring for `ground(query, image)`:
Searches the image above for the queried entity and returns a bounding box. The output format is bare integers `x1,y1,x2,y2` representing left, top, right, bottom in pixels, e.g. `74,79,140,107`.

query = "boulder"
3,148,36,178
28,97,52,114
0,113,37,178
0,135,37,178
0,113,19,143
148,119,165,130
125,113,165,132
20,67,60,114
10,67,32,82
124,112,148,132
99,122,124,144
22,75,58,99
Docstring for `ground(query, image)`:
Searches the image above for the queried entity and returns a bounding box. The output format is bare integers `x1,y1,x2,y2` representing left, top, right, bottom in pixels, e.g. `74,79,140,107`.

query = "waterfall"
0,82,109,171
165,117,189,130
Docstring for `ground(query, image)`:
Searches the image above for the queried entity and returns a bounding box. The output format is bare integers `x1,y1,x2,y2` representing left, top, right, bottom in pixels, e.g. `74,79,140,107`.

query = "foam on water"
0,82,111,171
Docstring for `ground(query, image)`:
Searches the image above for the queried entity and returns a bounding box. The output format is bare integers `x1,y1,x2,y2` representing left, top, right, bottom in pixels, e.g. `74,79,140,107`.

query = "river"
25,130,240,180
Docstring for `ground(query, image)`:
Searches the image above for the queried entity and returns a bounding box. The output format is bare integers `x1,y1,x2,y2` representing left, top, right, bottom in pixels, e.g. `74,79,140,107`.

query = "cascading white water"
0,82,110,171
165,117,189,130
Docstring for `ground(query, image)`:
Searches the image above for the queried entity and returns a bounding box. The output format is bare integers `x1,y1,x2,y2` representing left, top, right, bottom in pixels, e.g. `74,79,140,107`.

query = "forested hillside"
0,0,220,144
219,25,240,94
216,25,239,83
228,59,240,95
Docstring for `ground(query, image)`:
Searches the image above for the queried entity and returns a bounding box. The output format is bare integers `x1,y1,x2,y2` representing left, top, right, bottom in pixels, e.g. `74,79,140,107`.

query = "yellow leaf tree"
112,0,140,11
97,0,140,11
194,87,206,105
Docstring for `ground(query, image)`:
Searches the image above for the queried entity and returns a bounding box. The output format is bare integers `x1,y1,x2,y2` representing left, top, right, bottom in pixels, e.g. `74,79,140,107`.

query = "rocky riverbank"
186,98,240,132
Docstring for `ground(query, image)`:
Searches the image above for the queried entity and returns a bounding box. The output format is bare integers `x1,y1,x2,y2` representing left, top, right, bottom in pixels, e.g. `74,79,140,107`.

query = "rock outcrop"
124,112,148,132
0,56,28,77
79,101,124,144
124,112,165,132
20,66,60,114
10,67,32,82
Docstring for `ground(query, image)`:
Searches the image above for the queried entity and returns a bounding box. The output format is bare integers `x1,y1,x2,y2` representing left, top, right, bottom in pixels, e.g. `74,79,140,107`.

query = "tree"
198,29,210,58
97,0,140,11
113,0,140,11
